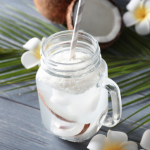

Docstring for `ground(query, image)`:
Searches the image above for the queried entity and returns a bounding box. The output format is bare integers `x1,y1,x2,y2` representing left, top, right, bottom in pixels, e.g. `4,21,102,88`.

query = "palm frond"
129,114,150,127
16,90,37,96
127,118,150,134
112,103,150,129
0,83,36,93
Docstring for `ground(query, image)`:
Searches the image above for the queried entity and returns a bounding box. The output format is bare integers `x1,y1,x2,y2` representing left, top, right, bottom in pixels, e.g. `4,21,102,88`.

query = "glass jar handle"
100,75,122,127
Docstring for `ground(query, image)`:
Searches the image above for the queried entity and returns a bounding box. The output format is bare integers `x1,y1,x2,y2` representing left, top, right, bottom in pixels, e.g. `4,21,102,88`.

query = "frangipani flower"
87,130,138,150
123,0,150,35
140,129,150,150
21,37,46,69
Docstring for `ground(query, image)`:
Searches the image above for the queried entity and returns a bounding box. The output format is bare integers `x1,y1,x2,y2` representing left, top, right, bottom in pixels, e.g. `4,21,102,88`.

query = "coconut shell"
66,0,123,49
37,88,90,135
76,124,90,136
37,88,74,123
34,0,72,24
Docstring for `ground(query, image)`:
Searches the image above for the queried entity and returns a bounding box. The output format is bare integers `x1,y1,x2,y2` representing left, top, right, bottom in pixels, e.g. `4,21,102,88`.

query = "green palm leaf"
112,103,150,132
129,114,150,127
127,118,150,134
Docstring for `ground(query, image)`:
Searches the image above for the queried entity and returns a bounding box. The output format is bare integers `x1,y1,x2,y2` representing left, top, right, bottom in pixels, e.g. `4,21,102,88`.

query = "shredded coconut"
52,51,90,63
37,51,100,94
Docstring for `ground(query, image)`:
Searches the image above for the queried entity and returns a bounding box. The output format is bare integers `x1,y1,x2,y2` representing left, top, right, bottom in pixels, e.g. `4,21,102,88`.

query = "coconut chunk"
67,0,123,49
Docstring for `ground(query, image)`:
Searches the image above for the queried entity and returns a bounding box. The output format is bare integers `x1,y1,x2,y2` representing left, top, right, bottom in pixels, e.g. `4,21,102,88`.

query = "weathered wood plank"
0,81,39,109
0,96,143,149
1,80,149,143
0,97,109,150
101,93,150,142
1,89,149,145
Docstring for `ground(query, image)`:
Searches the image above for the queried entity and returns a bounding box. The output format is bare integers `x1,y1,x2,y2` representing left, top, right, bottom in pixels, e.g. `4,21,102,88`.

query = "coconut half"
37,88,90,136
34,0,72,24
66,0,123,49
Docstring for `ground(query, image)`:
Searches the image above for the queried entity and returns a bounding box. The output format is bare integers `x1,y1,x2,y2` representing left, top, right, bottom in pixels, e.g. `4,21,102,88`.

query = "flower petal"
120,141,138,150
144,0,150,12
42,37,47,43
140,129,150,150
126,0,141,12
23,37,41,53
107,130,128,144
53,123,84,137
123,11,139,27
147,11,150,22
21,51,40,69
135,19,150,35
87,134,107,150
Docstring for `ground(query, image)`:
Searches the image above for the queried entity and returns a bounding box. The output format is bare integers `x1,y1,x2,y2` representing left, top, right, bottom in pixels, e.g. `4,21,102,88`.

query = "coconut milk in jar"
36,30,122,142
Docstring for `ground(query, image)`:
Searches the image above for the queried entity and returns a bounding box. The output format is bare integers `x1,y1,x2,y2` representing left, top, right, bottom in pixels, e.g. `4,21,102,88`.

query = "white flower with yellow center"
87,130,138,150
140,129,150,150
21,37,46,69
123,0,150,35
87,130,150,150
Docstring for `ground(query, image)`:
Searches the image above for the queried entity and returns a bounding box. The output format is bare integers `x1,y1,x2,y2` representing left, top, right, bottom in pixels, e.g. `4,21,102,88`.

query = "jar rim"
41,30,101,66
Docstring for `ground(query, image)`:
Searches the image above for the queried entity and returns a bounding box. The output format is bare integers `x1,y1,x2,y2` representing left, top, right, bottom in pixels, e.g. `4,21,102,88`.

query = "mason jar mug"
36,30,122,142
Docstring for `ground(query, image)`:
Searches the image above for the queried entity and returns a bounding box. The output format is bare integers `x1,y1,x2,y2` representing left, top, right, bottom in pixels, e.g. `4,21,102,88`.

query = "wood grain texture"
1,81,149,144
0,97,107,150
0,97,143,150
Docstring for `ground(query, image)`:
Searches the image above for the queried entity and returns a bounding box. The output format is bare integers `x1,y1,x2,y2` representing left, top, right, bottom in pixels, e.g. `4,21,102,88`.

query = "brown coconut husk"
34,0,73,24
37,88,74,123
37,88,90,135
76,124,90,136
66,0,123,49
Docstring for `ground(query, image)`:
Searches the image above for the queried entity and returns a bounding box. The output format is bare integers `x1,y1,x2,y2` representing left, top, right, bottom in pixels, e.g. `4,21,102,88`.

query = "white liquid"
36,52,108,142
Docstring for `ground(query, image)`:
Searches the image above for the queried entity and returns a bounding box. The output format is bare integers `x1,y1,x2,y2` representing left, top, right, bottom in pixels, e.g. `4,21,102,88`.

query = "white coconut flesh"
73,0,121,43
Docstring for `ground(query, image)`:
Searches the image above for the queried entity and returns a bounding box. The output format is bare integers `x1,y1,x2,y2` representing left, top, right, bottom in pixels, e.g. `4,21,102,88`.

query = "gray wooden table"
0,0,150,149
